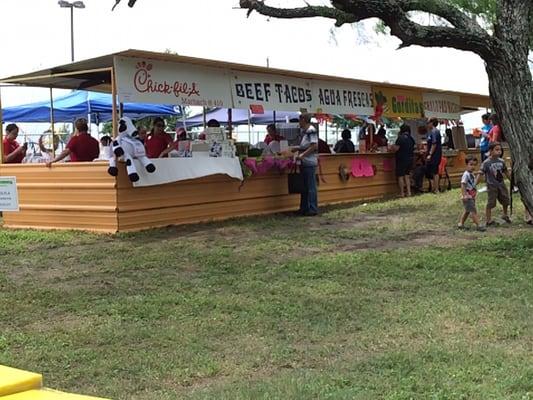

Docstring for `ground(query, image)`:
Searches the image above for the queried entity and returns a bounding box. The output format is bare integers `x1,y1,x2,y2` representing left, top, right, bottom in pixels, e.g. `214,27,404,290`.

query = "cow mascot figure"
107,117,156,182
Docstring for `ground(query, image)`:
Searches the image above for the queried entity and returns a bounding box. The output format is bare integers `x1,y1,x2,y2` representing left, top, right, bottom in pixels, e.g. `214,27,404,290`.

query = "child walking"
479,142,512,226
458,155,485,231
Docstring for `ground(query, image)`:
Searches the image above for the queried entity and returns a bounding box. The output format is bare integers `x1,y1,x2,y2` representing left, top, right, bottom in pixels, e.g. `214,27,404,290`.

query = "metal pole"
50,88,56,158
202,106,207,130
70,6,74,62
247,109,251,143
181,107,188,131
0,86,3,163
111,68,118,138
228,108,233,139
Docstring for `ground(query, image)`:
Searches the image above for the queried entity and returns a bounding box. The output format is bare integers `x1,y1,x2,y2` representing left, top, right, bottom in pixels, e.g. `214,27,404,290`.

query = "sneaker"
486,220,497,226
502,215,512,224
457,224,467,230
476,225,487,232
526,220,533,225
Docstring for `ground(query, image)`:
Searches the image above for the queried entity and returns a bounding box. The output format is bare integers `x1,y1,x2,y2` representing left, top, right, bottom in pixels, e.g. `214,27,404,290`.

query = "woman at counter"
334,129,355,153
145,117,173,158
264,124,285,144
390,124,415,197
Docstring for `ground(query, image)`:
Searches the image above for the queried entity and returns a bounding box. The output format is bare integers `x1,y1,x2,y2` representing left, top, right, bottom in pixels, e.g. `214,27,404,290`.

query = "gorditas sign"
423,93,462,120
114,56,232,107
231,72,313,112
373,87,424,119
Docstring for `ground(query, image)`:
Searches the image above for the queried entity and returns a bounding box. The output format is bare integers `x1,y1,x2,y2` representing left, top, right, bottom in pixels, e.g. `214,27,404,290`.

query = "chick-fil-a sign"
115,56,231,107
133,60,201,98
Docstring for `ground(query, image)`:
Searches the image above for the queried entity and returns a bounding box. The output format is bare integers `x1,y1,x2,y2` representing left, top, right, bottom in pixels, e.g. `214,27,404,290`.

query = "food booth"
0,49,491,233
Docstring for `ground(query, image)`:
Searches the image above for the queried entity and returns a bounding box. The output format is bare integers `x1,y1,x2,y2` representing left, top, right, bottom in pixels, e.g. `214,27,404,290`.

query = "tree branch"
239,0,357,27
239,0,495,60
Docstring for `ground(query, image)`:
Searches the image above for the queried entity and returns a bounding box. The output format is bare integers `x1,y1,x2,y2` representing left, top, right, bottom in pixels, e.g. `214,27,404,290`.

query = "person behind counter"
291,113,319,216
374,124,388,147
145,117,173,158
334,129,355,153
46,118,99,166
390,124,415,197
3,123,27,164
264,124,285,144
425,118,442,194
159,127,188,157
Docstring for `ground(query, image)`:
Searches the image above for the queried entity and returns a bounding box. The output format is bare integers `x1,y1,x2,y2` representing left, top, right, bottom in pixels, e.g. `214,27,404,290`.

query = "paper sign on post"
0,177,19,211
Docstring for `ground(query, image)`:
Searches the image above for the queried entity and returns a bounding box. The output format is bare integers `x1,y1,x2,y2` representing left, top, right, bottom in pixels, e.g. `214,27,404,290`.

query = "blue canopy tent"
1,90,181,123
185,108,300,128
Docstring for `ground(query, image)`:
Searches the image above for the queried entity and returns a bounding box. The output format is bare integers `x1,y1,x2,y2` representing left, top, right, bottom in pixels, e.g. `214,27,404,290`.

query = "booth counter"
0,151,468,233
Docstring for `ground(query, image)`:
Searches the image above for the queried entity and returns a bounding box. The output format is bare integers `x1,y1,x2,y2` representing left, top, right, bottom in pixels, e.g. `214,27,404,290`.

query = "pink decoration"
382,158,394,172
243,158,258,174
351,158,375,177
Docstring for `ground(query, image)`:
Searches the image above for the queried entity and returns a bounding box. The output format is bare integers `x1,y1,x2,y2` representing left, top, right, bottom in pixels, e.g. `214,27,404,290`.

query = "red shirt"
3,137,25,163
488,125,502,143
145,133,173,158
66,132,99,162
264,134,285,145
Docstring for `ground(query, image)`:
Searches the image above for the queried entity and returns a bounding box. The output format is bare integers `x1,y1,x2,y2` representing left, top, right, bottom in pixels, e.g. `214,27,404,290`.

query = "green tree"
113,0,533,212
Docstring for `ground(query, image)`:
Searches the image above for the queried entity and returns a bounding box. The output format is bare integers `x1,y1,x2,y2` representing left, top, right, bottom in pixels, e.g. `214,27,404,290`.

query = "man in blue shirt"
426,118,442,194
480,113,492,162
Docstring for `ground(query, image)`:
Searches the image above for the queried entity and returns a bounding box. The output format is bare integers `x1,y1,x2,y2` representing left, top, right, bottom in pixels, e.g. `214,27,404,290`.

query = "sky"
0,0,491,133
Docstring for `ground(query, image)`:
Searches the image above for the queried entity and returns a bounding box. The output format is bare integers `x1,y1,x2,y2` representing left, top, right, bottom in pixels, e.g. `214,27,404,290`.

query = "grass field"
1,189,532,399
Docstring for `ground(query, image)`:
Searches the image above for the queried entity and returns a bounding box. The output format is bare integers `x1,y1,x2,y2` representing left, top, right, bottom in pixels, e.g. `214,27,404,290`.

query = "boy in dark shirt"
478,142,512,226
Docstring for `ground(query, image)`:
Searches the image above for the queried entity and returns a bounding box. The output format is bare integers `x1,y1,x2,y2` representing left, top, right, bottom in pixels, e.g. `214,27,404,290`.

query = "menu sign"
423,93,462,120
0,177,19,212
231,72,313,112
311,80,373,115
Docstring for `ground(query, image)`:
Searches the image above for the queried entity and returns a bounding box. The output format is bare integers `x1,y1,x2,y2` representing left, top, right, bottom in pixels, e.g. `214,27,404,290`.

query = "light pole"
58,1,85,62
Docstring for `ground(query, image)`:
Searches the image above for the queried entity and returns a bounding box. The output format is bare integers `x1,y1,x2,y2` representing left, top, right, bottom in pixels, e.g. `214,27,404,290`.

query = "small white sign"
0,176,19,212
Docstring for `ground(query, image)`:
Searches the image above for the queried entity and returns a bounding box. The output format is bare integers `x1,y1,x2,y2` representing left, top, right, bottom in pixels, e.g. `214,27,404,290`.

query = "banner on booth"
114,57,232,108
231,71,313,112
373,87,424,119
423,93,461,120
311,80,374,116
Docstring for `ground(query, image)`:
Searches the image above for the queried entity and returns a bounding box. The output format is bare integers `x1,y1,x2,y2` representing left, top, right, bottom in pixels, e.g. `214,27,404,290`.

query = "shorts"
395,161,412,177
487,185,510,208
425,161,439,179
462,198,477,213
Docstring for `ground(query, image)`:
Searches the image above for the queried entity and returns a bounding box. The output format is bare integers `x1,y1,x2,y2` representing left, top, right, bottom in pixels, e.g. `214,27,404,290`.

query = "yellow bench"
0,366,108,399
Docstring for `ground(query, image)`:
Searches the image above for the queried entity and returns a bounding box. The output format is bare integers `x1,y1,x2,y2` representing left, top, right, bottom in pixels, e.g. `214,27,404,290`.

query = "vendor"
159,127,188,157
373,124,388,147
334,129,355,153
46,118,99,166
145,117,173,158
137,127,148,143
264,124,285,144
3,123,27,163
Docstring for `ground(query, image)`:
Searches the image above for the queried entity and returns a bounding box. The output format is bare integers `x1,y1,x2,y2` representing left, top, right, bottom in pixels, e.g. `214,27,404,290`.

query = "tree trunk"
485,55,533,215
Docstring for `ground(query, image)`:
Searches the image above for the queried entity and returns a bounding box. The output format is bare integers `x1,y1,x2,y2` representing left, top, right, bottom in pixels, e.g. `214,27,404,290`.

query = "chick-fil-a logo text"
133,61,200,98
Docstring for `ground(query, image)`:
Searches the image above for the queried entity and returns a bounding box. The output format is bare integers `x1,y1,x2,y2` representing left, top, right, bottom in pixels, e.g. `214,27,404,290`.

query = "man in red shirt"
3,123,27,163
46,118,99,166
